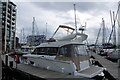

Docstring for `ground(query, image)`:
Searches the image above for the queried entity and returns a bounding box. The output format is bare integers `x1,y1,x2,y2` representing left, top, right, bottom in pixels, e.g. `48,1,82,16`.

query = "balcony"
12,17,15,21
2,12,6,16
12,13,16,16
7,13,11,19
8,4,11,8
8,9,11,13
13,9,16,12
2,6,6,10
2,22,5,25
2,10,5,14
2,20,5,24
7,18,11,23
12,22,15,25
7,23,10,28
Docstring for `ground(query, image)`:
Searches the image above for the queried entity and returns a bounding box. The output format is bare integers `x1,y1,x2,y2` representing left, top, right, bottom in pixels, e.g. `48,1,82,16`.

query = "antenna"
74,4,77,34
23,28,25,43
46,22,47,39
21,29,22,43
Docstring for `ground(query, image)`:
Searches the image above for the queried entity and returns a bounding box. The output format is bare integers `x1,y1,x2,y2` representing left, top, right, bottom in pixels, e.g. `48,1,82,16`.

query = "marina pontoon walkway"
91,51,120,79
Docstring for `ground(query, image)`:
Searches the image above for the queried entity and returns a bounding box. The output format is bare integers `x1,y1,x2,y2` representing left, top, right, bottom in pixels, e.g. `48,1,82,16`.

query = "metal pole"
113,11,116,47
32,17,35,36
74,4,77,34
46,22,47,39
102,18,105,45
5,54,8,66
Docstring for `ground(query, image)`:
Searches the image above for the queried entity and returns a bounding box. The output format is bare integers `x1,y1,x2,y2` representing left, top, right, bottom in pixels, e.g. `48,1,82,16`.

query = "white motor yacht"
21,25,104,78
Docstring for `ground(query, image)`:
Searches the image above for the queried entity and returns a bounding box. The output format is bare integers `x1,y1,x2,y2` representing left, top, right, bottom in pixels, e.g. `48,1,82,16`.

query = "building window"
0,14,2,19
0,4,2,8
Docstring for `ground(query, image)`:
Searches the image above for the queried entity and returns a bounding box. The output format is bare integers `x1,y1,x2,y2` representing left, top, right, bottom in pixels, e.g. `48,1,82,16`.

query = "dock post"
118,59,120,68
5,54,8,66
16,62,17,68
9,61,13,67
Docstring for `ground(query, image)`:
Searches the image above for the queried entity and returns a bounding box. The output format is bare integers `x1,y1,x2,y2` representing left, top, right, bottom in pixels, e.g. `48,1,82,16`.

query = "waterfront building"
0,0,17,52
27,35,46,46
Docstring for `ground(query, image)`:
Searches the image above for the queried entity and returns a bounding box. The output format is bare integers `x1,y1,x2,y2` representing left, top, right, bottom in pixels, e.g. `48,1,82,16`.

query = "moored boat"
21,25,104,78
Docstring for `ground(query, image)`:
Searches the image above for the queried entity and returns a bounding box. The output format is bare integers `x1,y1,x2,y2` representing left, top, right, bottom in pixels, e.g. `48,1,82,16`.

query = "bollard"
118,59,120,68
5,54,8,66
9,61,13,67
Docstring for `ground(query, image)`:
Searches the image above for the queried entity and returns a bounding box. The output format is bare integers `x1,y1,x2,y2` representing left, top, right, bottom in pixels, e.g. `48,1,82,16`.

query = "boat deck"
17,64,81,78
79,65,103,75
1,55,91,79
90,51,119,79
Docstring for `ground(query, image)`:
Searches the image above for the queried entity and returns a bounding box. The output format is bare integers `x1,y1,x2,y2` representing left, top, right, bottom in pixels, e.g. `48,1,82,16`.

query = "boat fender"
14,55,20,63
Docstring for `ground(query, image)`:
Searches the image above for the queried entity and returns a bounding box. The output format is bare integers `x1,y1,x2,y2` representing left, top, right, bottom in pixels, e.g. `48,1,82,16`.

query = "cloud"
14,2,117,44
32,2,117,15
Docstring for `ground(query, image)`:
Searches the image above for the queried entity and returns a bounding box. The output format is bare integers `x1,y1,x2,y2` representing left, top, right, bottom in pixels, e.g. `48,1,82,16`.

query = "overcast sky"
10,1,119,44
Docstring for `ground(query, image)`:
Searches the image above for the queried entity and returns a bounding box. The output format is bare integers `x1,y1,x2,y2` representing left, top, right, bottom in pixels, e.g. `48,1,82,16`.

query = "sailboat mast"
74,4,77,34
102,18,105,45
46,22,47,39
32,17,35,35
21,29,22,43
113,11,116,46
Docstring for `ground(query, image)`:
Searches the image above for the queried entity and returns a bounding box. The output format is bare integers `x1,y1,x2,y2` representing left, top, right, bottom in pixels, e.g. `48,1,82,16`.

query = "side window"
48,48,57,54
32,47,58,55
77,46,87,56
59,47,67,56
40,48,46,54
59,46,71,57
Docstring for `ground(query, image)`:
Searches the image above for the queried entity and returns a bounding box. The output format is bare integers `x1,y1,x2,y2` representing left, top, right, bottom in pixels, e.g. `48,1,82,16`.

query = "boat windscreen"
31,47,58,55
59,44,88,57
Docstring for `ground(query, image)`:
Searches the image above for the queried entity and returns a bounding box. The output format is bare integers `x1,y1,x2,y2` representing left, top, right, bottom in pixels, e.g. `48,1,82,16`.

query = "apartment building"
0,0,17,52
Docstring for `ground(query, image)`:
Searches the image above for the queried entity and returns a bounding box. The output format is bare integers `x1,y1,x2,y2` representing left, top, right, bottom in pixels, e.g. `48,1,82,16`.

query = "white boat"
108,49,120,59
109,2,120,60
21,25,104,78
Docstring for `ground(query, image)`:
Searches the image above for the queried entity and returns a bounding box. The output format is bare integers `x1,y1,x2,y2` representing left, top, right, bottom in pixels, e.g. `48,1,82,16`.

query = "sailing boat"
107,2,120,60
21,4,104,78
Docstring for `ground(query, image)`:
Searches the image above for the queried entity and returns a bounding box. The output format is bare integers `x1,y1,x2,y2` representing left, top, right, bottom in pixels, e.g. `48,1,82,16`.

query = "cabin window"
59,44,88,57
32,47,58,55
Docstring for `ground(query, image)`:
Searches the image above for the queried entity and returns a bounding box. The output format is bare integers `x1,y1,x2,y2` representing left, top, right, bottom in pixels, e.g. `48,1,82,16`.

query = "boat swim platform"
1,55,92,79
90,51,120,79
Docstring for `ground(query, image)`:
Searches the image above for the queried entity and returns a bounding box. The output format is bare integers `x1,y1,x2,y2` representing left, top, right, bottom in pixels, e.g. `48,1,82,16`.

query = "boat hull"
22,56,76,75
21,55,104,78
